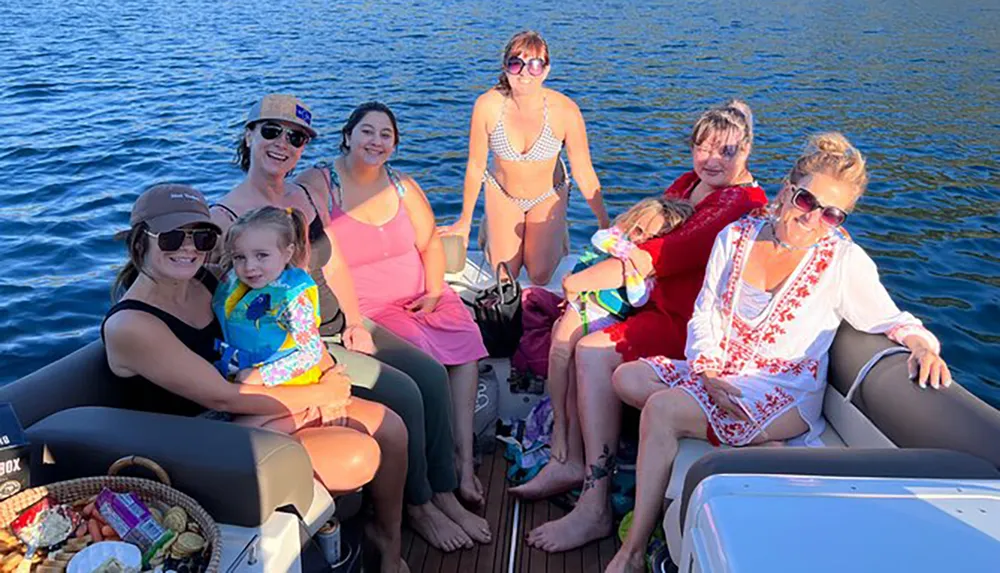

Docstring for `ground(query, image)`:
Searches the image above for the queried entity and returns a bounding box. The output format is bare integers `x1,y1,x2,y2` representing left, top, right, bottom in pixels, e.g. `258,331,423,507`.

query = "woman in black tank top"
105,181,409,571
213,95,490,552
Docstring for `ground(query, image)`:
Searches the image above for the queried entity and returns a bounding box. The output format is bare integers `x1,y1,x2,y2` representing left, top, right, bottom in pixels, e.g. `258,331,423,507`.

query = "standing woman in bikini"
439,30,610,285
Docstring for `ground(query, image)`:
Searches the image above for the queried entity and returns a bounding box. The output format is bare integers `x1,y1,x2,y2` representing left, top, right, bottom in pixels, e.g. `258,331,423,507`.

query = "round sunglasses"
146,228,219,252
790,186,848,227
505,56,547,77
258,122,310,149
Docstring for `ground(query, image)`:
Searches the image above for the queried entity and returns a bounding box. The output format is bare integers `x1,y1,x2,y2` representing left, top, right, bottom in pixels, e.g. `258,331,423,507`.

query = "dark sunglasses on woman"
505,56,546,77
146,228,219,252
258,122,310,149
790,186,848,227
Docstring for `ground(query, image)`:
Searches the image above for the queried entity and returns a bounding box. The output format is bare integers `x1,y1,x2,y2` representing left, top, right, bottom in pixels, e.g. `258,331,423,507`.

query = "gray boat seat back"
827,324,1000,468
0,341,330,527
28,406,315,528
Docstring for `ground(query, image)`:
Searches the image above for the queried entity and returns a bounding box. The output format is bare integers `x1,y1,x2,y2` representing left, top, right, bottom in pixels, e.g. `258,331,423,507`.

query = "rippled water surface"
1,0,998,405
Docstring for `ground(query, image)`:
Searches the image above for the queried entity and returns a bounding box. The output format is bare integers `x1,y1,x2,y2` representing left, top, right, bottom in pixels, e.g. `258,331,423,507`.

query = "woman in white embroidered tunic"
604,132,952,573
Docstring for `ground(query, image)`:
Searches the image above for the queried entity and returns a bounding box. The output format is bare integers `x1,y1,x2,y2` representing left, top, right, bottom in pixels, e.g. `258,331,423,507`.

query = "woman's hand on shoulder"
905,336,952,390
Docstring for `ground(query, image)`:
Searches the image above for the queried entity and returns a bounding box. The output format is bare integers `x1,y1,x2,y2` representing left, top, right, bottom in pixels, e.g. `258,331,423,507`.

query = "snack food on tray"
1,489,209,573
66,541,141,573
11,498,80,551
94,490,174,567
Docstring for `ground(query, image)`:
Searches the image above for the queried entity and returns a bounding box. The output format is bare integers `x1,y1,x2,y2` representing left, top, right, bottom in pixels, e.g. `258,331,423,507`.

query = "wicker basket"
0,456,221,573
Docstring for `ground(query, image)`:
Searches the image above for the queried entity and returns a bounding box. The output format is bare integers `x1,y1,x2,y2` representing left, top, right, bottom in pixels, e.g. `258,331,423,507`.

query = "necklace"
769,220,821,251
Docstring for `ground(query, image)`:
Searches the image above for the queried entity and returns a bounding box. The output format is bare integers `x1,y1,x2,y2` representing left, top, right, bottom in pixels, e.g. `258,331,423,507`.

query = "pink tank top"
327,166,425,313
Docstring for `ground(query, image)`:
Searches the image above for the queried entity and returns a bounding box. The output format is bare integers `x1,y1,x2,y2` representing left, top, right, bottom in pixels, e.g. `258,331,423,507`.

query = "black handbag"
471,262,523,358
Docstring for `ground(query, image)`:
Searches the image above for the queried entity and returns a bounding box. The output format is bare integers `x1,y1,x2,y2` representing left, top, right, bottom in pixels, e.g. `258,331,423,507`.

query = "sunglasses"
694,143,742,160
505,56,547,77
258,122,310,149
146,228,219,252
790,186,848,227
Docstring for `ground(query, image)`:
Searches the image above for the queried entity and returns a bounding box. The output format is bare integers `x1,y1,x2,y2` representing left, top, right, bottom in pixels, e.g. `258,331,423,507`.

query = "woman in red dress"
512,100,767,553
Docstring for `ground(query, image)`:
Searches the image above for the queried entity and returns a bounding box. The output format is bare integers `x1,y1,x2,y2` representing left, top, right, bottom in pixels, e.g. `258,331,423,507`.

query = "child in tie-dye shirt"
547,197,693,461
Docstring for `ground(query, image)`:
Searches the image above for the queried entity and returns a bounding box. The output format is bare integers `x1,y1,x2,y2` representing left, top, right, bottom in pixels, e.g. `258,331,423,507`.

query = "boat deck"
401,449,621,573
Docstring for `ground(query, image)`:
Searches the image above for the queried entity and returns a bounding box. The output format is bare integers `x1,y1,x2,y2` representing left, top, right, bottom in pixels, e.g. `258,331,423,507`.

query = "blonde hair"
222,206,310,271
786,132,868,207
495,31,550,96
689,98,754,151
615,197,694,242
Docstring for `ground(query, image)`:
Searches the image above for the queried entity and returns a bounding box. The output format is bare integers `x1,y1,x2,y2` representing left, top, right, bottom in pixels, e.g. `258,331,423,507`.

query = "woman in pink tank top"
324,102,490,538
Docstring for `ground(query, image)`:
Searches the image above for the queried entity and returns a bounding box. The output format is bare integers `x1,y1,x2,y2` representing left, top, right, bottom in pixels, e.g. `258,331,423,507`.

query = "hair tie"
285,207,294,215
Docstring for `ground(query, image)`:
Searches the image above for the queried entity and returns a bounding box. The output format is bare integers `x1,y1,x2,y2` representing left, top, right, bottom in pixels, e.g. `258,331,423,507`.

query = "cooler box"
680,474,1000,573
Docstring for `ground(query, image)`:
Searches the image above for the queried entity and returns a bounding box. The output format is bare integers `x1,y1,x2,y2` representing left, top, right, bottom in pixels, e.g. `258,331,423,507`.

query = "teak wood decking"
401,449,621,573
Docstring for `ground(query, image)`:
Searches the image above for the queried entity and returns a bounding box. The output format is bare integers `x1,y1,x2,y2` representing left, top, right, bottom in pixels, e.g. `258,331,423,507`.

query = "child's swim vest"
212,267,322,385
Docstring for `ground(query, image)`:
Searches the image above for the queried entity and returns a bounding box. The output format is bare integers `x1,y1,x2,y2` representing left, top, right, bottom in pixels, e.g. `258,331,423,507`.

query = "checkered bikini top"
488,96,563,162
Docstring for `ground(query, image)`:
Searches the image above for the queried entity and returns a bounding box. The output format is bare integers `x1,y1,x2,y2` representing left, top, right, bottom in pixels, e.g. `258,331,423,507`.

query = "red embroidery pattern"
711,218,837,376
643,356,797,446
719,218,757,313
690,354,723,374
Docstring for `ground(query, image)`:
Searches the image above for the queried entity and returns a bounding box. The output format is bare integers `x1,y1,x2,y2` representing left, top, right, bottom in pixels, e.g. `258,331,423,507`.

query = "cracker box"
0,403,29,500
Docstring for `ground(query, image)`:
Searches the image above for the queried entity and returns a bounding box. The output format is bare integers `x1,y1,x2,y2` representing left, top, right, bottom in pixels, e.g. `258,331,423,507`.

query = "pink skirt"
367,289,488,366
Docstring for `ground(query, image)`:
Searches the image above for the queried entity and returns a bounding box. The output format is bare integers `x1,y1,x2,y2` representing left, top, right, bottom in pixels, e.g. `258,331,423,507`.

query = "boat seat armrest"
0,341,129,428
829,324,1000,468
26,406,314,527
679,447,1000,529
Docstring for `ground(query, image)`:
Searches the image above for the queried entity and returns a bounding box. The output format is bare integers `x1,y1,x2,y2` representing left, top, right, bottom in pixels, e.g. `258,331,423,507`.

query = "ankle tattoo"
581,444,616,493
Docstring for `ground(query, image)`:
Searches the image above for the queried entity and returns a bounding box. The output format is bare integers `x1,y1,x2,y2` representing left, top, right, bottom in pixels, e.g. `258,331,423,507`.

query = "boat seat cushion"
663,418,844,501
27,406,314,527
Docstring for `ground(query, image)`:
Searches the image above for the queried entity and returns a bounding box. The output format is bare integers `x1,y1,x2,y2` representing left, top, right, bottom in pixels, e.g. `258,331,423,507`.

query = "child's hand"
626,248,654,277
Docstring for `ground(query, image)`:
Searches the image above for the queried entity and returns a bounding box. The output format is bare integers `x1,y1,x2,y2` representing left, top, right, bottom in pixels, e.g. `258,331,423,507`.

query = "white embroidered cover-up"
642,216,939,446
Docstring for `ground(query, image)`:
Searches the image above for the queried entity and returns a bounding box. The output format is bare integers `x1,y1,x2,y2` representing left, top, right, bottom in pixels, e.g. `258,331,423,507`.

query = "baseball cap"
246,94,317,138
129,184,221,234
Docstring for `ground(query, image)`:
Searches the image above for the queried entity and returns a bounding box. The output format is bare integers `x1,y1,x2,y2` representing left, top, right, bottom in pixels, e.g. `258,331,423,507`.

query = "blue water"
1,0,998,406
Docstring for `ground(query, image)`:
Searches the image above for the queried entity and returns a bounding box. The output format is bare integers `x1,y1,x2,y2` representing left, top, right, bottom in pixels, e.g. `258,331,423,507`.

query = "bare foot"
604,546,646,573
364,522,409,573
432,492,492,544
508,459,584,500
526,499,613,552
406,502,473,552
550,419,568,463
457,468,485,508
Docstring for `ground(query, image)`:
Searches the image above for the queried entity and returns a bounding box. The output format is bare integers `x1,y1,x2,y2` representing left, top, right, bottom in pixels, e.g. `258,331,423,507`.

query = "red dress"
604,171,767,362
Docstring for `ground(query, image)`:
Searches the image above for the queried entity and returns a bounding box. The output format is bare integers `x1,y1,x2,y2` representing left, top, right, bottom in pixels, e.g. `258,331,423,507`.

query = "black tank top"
300,184,346,336
100,268,221,417
212,184,345,336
